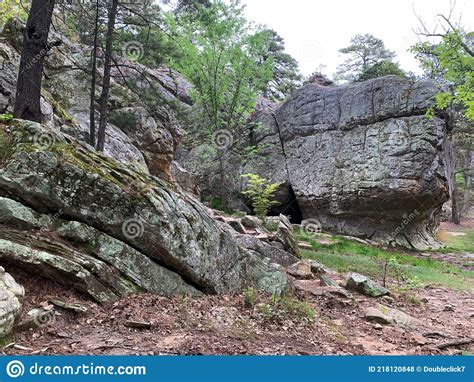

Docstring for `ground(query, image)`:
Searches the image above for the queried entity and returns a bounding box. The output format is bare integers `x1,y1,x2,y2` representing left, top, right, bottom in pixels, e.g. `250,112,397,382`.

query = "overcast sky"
239,0,474,79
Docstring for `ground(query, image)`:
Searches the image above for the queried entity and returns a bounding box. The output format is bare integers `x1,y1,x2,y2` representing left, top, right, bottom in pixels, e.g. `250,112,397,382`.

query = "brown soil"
2,267,473,356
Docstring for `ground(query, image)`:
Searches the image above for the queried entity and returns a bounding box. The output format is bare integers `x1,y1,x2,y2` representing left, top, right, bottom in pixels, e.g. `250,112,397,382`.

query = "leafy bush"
109,110,139,131
0,113,13,123
241,173,281,220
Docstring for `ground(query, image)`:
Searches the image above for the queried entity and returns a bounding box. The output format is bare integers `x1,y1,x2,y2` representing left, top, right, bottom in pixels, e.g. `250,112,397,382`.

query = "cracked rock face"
201,76,450,249
0,120,289,302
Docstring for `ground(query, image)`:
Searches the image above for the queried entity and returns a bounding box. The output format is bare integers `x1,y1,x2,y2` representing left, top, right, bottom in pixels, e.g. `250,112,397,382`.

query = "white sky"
239,0,474,79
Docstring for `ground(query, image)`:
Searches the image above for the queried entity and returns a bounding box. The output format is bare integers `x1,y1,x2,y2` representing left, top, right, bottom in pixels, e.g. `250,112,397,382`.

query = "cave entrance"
269,185,303,224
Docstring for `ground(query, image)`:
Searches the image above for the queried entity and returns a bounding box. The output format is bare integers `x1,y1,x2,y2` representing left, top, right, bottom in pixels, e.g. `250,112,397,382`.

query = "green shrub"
241,173,281,220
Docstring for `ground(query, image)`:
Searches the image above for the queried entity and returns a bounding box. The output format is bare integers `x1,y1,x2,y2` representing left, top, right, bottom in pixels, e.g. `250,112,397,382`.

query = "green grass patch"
296,230,474,291
437,230,474,253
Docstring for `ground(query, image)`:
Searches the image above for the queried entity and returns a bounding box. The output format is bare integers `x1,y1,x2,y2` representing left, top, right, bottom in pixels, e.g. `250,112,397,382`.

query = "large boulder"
183,76,451,249
0,266,23,338
0,120,290,302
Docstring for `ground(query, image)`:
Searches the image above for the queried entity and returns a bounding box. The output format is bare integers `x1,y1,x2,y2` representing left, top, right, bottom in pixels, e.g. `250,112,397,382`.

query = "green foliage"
0,113,14,123
210,196,223,210
0,0,27,26
358,60,406,81
241,173,281,220
166,0,273,134
411,28,474,120
244,287,255,308
335,34,397,82
109,110,139,131
252,28,302,101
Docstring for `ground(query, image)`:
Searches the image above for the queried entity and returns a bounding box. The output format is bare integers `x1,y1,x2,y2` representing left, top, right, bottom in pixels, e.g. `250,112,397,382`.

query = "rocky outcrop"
0,120,290,302
184,76,450,249
0,19,193,185
0,267,23,337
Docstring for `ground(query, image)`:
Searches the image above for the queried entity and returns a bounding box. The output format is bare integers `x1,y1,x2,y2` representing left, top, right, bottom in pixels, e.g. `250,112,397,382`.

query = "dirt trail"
3,267,472,356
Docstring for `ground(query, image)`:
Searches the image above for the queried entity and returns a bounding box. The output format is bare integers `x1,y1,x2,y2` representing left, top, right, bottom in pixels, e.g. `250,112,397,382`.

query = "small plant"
258,294,315,324
109,110,139,131
241,173,281,221
0,113,13,123
244,287,255,308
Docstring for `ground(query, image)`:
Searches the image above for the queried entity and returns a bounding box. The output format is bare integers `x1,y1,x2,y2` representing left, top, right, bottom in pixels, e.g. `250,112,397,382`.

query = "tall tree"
89,0,100,147
253,29,302,101
412,13,474,223
13,0,56,122
167,0,272,207
335,34,396,82
96,0,118,152
358,60,406,81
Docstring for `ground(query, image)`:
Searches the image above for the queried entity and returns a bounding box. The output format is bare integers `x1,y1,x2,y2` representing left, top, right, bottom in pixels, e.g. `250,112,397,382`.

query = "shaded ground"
2,217,473,356
2,266,472,356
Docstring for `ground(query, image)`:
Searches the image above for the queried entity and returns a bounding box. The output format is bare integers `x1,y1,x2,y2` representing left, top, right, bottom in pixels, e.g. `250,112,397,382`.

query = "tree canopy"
335,34,405,82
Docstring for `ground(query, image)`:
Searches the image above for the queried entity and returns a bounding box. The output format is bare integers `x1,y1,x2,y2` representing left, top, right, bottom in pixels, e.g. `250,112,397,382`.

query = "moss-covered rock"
346,272,389,297
0,120,290,299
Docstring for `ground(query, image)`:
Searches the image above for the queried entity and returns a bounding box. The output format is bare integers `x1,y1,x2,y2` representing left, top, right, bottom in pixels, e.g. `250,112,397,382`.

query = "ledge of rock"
0,120,290,302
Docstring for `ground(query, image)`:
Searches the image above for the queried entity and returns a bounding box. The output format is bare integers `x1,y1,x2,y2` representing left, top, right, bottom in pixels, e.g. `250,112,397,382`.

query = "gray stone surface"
0,120,290,299
365,304,421,328
346,273,389,297
184,76,450,249
0,23,194,183
0,266,23,338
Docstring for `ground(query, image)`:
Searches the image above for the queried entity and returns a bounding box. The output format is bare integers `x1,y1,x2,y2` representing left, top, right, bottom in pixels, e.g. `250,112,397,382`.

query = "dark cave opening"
269,185,303,224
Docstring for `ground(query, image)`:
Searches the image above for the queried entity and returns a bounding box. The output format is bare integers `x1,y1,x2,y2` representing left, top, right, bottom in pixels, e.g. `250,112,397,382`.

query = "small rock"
124,320,152,329
49,298,88,313
442,304,455,312
380,295,395,305
319,274,339,287
294,280,352,299
215,216,246,234
346,273,389,297
241,216,264,230
0,267,23,338
364,304,421,328
275,214,300,257
308,260,330,275
287,261,312,279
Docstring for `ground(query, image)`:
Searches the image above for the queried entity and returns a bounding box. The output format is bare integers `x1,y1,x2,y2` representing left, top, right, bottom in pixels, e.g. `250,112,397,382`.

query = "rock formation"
0,19,196,189
0,267,23,337
0,120,290,302
181,76,451,249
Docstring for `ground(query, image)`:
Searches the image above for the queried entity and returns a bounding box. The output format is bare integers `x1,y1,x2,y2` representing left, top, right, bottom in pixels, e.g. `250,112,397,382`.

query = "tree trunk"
89,0,100,147
218,152,227,210
96,0,118,152
452,185,461,224
13,0,55,122
463,151,473,214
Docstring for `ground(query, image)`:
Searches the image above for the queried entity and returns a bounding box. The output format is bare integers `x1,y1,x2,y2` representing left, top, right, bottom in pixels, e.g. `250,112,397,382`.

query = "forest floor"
2,219,473,356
